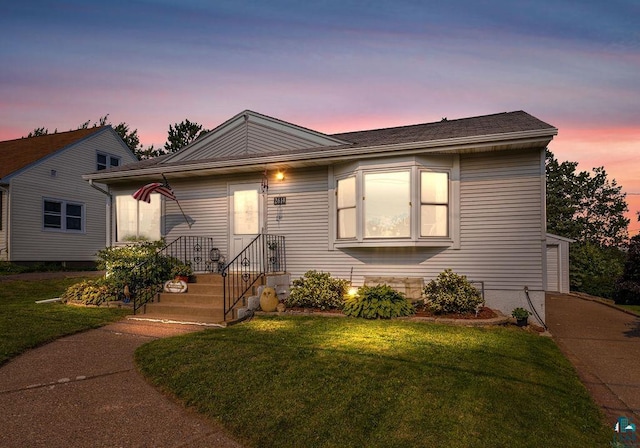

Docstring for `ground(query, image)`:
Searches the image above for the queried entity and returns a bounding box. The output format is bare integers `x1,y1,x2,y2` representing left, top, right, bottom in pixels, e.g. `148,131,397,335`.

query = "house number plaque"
273,197,286,205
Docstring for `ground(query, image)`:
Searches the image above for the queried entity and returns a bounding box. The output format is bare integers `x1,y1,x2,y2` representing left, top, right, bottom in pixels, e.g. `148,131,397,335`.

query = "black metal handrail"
222,234,286,320
131,236,223,314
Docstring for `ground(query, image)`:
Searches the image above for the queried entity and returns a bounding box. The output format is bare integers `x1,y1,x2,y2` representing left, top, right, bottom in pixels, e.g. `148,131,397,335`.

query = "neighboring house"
0,127,138,265
84,110,559,320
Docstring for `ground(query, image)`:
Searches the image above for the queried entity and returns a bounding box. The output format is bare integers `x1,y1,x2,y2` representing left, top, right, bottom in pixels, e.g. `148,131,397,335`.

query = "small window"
337,177,356,239
97,153,121,170
43,199,84,232
420,172,449,237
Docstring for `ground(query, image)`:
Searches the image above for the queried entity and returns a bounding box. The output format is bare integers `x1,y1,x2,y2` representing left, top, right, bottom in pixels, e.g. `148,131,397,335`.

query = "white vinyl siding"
8,129,137,261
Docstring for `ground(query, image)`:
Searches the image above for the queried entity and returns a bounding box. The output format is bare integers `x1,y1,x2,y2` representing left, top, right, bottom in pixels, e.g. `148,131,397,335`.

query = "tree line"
26,115,208,160
546,149,638,303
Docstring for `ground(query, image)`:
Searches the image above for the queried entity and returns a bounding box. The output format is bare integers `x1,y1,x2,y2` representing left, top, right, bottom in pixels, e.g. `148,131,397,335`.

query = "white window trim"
42,198,85,233
328,156,460,250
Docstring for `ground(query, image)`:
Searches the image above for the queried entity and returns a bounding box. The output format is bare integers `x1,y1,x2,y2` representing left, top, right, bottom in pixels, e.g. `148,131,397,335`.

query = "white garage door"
546,245,559,291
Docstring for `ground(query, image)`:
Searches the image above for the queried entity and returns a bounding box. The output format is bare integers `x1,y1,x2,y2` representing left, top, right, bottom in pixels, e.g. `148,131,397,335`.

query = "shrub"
61,278,118,305
423,269,483,314
285,270,349,310
343,284,414,319
96,240,173,296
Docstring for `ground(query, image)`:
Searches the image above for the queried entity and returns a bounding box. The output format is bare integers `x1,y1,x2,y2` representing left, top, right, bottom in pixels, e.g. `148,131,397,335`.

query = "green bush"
285,270,349,310
96,240,173,296
423,269,483,314
61,278,118,305
343,284,414,319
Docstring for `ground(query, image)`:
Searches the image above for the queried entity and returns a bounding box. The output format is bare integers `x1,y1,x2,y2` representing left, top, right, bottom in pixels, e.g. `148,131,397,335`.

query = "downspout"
89,180,113,247
0,184,9,259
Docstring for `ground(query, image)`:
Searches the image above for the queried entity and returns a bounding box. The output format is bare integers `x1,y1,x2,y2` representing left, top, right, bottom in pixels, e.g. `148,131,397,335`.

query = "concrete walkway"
0,319,244,448
546,292,640,425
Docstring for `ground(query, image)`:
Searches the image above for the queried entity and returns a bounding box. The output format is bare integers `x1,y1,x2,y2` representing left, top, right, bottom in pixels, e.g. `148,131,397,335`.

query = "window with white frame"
335,164,451,244
115,194,161,241
97,152,120,170
43,199,84,232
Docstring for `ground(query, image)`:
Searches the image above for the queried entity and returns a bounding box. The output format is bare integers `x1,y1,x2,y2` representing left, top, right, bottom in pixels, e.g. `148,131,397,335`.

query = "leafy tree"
615,214,640,305
546,150,629,297
164,119,208,154
27,127,51,137
546,149,629,246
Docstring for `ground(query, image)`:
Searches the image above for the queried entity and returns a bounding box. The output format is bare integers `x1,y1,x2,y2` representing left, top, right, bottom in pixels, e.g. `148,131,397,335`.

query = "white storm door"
229,183,263,265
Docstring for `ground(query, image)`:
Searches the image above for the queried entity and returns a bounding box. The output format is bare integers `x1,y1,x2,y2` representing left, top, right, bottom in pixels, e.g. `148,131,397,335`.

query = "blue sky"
1,0,639,228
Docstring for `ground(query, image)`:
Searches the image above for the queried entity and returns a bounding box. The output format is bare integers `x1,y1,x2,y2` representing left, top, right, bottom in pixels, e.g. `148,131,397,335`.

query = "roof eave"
83,128,557,183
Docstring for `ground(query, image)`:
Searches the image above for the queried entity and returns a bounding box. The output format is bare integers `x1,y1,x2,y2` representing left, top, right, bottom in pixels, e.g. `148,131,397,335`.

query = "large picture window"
335,165,450,245
116,194,161,241
43,199,84,232
364,171,410,238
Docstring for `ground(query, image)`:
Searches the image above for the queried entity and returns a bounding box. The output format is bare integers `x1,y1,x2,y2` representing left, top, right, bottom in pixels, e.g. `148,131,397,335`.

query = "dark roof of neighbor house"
0,127,105,180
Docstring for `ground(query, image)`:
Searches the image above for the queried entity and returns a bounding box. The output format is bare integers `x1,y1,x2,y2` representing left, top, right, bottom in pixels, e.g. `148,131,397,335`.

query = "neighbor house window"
97,153,120,170
115,194,161,241
335,166,450,244
43,199,84,232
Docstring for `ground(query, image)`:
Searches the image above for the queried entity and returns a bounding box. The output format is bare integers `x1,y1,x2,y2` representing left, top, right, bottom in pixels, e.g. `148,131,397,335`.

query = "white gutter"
84,128,558,182
88,180,113,248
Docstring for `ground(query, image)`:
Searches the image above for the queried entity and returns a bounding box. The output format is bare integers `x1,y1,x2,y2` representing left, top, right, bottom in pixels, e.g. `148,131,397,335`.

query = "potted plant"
171,263,193,283
511,307,531,327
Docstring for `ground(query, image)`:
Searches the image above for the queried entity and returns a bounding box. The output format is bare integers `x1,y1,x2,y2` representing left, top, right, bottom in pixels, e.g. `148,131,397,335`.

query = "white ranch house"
84,110,562,321
0,127,137,265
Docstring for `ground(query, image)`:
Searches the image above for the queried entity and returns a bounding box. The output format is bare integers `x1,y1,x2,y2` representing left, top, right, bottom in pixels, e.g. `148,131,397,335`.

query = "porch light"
275,171,285,181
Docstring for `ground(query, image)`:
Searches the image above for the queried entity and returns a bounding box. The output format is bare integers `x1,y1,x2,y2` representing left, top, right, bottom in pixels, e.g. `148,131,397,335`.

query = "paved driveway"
546,292,640,425
0,319,243,448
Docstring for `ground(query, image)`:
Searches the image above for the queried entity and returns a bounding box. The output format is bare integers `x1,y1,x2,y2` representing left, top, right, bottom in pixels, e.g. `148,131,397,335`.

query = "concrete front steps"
135,273,291,325
138,274,228,324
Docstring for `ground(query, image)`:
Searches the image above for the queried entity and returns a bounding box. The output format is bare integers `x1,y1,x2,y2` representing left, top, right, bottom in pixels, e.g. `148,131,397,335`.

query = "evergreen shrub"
423,269,483,314
285,270,349,310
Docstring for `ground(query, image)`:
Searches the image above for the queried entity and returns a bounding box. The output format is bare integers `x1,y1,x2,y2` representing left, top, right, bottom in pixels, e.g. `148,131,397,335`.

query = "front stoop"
137,274,265,324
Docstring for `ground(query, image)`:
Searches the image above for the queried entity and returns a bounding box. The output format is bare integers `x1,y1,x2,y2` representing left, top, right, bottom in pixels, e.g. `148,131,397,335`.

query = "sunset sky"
1,1,638,233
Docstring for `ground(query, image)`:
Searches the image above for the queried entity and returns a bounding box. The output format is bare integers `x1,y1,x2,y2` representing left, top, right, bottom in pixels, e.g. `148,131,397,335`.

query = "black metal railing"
160,236,224,273
131,236,223,314
222,234,286,320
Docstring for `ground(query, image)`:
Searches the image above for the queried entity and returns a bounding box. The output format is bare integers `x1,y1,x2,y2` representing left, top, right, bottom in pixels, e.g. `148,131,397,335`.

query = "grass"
618,304,640,315
0,278,129,365
136,316,612,448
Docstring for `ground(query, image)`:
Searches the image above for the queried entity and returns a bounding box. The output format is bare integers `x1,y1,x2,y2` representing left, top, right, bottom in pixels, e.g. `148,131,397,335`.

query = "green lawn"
0,278,129,365
619,304,640,315
136,315,612,448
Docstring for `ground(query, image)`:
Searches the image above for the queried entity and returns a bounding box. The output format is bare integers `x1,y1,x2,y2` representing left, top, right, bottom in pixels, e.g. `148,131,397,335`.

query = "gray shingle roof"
330,111,554,147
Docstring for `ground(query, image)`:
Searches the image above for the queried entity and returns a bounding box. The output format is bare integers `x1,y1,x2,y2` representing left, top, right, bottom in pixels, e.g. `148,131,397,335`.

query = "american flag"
132,182,176,203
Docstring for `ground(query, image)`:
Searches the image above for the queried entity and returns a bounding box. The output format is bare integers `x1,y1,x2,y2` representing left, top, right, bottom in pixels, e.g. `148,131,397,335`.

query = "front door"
229,183,263,265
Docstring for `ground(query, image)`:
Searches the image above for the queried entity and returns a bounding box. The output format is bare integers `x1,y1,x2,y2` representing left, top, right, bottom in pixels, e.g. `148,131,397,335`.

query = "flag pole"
162,174,192,229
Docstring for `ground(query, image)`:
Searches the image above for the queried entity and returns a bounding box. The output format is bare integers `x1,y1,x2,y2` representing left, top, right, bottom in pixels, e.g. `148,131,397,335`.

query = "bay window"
333,159,455,246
